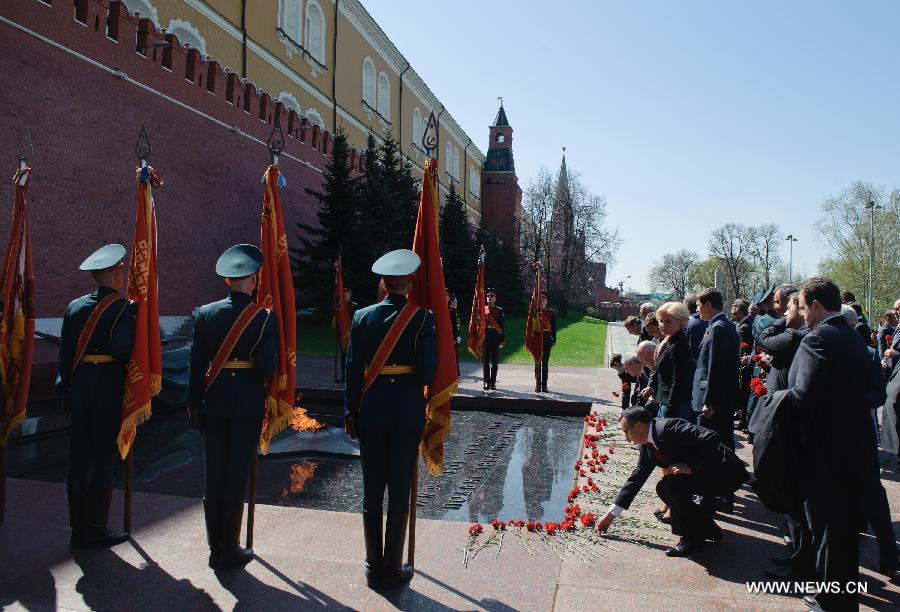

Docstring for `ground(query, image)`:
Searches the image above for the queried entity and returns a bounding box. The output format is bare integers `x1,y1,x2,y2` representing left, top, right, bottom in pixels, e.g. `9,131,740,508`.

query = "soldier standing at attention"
344,249,436,590
446,289,461,373
536,291,557,393
189,244,278,570
57,244,136,549
483,288,505,390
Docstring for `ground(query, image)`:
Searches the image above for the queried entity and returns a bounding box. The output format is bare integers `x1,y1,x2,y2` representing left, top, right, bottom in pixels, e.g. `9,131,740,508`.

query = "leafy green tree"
439,183,478,308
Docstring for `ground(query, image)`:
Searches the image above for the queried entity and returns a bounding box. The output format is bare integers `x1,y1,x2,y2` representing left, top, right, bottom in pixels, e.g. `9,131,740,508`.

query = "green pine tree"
291,129,361,312
378,132,419,249
439,183,478,309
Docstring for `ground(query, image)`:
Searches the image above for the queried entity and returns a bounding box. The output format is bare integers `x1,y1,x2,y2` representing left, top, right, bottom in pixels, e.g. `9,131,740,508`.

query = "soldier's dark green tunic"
188,292,278,504
57,287,135,483
344,293,436,515
56,286,135,539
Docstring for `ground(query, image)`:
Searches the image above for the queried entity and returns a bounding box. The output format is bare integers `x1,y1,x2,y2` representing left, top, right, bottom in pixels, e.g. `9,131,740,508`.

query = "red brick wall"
0,0,361,316
481,177,521,249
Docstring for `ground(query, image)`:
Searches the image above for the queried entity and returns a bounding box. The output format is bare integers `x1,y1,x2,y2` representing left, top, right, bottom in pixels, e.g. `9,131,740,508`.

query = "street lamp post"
785,234,798,283
617,276,630,321
863,200,883,323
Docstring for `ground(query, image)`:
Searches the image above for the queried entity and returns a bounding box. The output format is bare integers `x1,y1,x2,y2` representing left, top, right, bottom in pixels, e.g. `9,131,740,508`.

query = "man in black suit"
788,278,869,611
732,298,754,347
692,288,739,451
596,408,748,557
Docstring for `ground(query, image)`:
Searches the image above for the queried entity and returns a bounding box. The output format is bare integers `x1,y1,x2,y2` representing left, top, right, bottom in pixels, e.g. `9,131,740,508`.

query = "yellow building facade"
118,0,485,222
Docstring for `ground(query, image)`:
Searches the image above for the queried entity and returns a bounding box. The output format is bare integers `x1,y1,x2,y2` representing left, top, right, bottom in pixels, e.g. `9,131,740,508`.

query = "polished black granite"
7,405,583,522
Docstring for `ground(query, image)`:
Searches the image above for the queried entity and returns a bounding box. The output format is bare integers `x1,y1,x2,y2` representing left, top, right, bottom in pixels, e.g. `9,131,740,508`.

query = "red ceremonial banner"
409,158,457,475
118,165,163,458
525,263,544,364
466,250,485,361
333,255,351,352
0,167,35,445
258,165,298,453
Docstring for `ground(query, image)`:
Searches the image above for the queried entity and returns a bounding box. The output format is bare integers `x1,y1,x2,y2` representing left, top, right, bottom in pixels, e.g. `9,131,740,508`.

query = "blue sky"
362,0,900,292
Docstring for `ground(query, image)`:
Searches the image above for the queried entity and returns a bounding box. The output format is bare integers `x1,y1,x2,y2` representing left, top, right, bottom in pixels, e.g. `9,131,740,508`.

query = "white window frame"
376,71,391,121
444,143,453,177
452,148,460,180
305,0,326,63
412,107,423,149
277,0,302,43
362,57,376,107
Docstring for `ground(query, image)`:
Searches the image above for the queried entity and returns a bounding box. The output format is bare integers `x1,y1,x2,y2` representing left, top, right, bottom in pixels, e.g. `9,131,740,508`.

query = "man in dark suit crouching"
596,408,748,557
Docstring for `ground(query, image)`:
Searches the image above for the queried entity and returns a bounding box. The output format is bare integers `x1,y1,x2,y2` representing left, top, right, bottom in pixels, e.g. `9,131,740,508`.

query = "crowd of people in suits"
605,281,900,611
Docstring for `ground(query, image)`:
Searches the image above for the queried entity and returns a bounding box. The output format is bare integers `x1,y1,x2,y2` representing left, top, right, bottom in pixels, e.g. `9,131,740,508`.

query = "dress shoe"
802,595,823,610
81,527,129,548
218,503,254,569
665,537,702,557
483,382,489,391
783,535,793,547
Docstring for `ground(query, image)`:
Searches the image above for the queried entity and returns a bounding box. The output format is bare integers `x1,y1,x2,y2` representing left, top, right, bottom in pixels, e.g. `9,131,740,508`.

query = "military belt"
80,354,116,364
222,360,255,369
379,365,415,375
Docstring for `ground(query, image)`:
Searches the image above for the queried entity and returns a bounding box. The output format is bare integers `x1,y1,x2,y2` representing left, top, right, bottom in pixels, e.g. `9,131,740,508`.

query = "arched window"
166,18,207,55
469,164,475,193
376,72,390,121
452,148,460,180
305,0,325,63
496,132,505,143
444,143,453,176
362,58,376,107
306,108,325,129
412,107,423,149
472,170,481,197
278,0,302,42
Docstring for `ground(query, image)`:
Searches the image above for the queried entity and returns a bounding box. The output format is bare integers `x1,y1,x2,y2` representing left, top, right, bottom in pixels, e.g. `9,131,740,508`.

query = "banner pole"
246,452,258,548
407,456,419,567
124,450,133,532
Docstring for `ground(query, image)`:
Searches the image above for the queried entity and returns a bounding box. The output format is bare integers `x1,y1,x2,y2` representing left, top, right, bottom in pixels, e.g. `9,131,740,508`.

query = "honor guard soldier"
483,288,505,390
188,244,278,570
57,244,136,549
446,289,461,373
535,291,557,393
344,249,436,590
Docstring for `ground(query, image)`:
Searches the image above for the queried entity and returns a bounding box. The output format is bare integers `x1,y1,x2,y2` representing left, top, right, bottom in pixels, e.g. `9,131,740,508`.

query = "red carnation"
468,523,483,536
740,342,750,350
491,519,506,531
580,512,597,528
753,384,767,397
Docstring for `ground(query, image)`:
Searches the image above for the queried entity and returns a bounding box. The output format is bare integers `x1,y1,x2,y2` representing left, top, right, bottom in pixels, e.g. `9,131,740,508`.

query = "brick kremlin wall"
0,0,365,317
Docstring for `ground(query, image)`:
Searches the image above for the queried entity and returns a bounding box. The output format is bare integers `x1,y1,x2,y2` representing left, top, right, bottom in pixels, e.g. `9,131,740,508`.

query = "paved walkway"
1,323,897,610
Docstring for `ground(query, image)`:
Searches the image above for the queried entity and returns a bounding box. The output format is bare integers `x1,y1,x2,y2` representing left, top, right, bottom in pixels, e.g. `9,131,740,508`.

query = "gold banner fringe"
418,379,457,475
117,399,153,459
149,373,162,397
259,395,292,455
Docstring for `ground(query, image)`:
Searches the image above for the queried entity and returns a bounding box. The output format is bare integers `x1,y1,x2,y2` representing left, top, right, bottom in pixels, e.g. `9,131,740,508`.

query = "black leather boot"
67,480,86,549
204,499,221,569
541,361,549,393
534,366,541,392
218,502,253,569
381,511,413,589
82,484,129,548
362,510,383,588
489,365,498,390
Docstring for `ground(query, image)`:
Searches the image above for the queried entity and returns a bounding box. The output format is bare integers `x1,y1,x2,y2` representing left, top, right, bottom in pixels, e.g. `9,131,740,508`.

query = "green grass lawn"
298,312,608,367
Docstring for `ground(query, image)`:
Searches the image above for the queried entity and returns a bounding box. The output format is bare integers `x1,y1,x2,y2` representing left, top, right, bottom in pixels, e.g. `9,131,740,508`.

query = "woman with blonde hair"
654,302,693,420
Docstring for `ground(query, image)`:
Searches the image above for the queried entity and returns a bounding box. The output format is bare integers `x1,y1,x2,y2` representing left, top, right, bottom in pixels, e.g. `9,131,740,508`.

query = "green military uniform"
536,293,557,393
57,244,135,549
483,289,504,390
344,249,437,590
188,244,278,570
